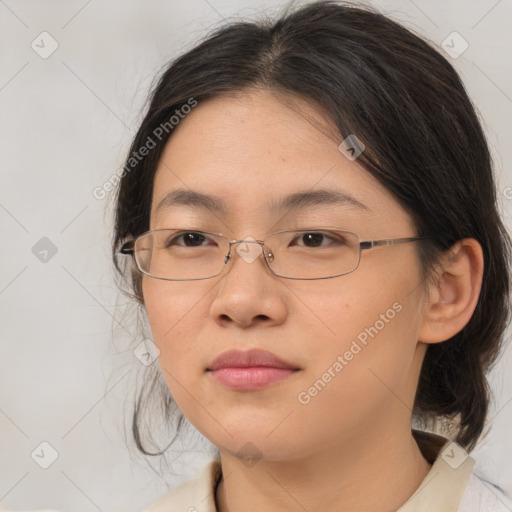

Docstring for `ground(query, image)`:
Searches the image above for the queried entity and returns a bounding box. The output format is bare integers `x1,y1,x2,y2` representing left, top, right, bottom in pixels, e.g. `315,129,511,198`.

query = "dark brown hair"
112,0,511,455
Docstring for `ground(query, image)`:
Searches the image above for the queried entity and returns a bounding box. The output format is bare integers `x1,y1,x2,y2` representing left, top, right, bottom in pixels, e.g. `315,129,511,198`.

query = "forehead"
150,89,412,232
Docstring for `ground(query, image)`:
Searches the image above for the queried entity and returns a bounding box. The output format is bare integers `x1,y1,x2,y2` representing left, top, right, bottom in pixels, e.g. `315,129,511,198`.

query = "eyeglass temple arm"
119,240,135,254
359,236,427,250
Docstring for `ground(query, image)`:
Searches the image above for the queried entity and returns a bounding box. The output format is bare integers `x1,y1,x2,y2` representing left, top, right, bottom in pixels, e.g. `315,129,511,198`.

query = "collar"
398,430,475,511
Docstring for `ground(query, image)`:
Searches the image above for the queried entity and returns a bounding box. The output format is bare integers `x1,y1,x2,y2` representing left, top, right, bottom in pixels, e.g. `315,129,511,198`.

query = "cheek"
142,278,206,382
142,280,214,427
297,275,400,345
299,271,422,396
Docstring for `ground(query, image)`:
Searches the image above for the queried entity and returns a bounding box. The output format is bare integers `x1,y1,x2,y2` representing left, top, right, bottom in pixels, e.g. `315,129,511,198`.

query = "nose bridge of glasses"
226,237,269,265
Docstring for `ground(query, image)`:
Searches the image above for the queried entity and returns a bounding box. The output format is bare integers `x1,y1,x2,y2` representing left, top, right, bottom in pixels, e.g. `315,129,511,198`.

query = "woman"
112,1,511,510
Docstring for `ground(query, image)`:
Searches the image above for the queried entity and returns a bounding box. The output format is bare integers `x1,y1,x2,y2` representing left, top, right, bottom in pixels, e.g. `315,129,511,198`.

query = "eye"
291,231,342,248
165,231,213,248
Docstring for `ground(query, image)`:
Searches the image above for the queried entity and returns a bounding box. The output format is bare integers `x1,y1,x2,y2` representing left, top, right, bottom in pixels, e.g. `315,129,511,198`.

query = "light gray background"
1,0,511,510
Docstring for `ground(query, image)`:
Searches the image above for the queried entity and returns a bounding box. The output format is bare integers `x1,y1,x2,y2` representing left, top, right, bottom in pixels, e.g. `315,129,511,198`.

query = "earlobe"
418,238,484,344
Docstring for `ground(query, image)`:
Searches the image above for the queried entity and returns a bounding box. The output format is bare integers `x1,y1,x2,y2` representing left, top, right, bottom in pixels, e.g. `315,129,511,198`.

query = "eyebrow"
154,187,371,216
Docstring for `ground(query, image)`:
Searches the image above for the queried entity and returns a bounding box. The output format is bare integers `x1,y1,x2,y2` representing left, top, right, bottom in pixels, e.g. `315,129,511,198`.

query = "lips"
206,349,300,391
207,349,299,371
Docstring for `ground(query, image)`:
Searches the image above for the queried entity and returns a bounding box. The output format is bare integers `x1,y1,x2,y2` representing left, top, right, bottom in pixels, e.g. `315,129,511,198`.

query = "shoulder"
458,472,512,512
144,458,222,512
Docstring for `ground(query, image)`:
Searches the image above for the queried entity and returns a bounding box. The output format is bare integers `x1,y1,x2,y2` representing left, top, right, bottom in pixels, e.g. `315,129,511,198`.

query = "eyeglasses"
119,228,427,281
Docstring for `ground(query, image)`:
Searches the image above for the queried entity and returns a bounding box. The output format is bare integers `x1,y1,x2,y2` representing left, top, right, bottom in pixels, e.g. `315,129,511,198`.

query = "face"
142,89,428,462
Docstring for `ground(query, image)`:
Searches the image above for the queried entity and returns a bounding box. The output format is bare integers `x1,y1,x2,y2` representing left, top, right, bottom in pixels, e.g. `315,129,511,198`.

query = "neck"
215,425,432,512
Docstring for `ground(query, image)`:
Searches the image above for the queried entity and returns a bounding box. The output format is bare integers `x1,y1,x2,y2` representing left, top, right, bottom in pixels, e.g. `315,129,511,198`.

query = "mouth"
206,349,301,391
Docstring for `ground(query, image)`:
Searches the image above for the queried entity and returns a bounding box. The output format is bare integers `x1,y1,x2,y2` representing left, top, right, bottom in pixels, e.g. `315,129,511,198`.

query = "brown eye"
165,232,209,248
291,231,345,248
301,233,324,247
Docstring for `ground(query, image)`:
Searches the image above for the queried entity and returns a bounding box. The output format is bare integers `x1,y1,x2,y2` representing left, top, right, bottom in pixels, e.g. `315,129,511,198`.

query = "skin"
141,88,484,512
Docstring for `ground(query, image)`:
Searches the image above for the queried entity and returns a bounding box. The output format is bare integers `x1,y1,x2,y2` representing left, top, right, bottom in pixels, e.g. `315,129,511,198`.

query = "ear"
418,238,484,344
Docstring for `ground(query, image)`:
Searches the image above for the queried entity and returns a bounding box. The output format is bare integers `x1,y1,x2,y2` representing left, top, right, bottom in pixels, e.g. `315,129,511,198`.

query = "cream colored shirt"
144,431,511,512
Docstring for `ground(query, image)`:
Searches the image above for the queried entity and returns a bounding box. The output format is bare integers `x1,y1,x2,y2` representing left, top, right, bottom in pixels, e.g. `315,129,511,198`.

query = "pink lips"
206,349,300,391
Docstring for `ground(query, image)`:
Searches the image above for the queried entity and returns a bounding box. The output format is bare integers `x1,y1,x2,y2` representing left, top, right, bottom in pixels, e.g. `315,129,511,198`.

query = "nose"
209,238,287,329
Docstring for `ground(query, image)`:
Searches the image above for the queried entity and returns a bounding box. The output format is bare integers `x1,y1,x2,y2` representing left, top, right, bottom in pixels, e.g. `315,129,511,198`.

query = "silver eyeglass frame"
118,228,428,281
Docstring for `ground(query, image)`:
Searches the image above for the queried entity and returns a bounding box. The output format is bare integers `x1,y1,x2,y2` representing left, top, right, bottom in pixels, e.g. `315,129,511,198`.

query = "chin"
198,419,307,462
